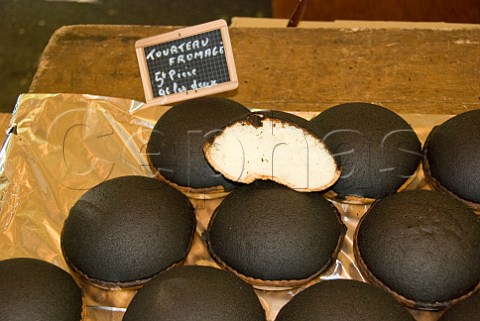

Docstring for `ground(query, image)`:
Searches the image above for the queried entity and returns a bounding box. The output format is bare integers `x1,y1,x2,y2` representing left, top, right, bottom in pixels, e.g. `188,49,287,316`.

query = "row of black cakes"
1,255,478,321
103,262,480,321
123,267,418,321
57,175,345,291
147,97,341,197
147,98,423,202
0,257,265,321
310,104,480,210
147,97,480,211
51,173,338,320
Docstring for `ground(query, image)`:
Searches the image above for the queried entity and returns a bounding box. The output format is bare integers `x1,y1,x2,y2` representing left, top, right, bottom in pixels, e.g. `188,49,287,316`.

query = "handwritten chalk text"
146,38,210,61
168,45,224,66
154,68,197,88
157,78,217,97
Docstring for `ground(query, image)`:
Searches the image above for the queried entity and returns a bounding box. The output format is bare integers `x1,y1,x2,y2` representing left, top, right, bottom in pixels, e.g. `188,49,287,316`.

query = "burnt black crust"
146,97,250,191
122,265,266,321
423,110,480,204
355,189,480,308
0,258,83,321
61,175,196,287
232,109,322,133
246,110,313,126
275,279,415,321
309,102,421,199
206,180,346,283
438,291,480,321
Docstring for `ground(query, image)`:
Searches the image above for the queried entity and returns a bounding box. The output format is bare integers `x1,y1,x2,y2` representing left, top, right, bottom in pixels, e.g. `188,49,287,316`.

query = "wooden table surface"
28,23,480,115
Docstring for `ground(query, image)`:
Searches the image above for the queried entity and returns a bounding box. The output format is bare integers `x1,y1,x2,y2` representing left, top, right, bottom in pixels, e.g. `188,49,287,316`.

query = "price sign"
135,20,238,106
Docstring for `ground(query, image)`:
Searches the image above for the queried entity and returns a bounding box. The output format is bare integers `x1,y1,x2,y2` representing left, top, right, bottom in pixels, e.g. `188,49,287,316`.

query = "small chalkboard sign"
135,20,238,106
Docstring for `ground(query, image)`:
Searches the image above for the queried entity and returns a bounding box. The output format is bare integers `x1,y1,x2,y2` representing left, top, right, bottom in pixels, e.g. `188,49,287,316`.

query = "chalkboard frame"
135,20,238,106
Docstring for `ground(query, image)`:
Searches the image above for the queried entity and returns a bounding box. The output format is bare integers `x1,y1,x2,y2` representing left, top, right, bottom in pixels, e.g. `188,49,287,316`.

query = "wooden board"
29,24,480,114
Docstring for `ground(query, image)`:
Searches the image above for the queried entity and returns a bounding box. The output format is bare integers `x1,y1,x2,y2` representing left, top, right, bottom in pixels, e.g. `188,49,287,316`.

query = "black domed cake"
147,97,250,194
423,109,480,209
61,175,196,289
437,291,480,321
122,265,266,321
275,279,415,321
354,189,480,310
206,180,346,287
0,258,84,321
309,102,421,202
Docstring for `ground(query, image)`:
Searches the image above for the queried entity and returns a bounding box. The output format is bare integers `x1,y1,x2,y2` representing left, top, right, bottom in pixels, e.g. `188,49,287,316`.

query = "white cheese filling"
205,116,339,191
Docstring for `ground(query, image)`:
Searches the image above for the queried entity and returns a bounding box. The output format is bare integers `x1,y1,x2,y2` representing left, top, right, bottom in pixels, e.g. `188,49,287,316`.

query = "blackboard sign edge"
220,24,238,84
135,46,155,102
135,19,227,48
142,80,238,107
135,20,238,106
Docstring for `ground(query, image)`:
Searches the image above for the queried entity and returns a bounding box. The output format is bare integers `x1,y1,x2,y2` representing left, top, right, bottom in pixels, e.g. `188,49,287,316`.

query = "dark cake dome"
0,257,84,321
275,279,415,321
309,102,421,202
206,180,346,287
354,189,480,310
61,175,196,289
122,265,266,321
423,109,480,209
146,96,250,195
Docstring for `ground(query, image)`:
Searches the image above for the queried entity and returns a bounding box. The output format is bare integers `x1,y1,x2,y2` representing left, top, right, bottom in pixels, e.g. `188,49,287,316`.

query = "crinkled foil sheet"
0,93,453,321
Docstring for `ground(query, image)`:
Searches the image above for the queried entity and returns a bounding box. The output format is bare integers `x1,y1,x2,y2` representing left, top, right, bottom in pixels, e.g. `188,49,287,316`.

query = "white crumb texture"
205,117,339,191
